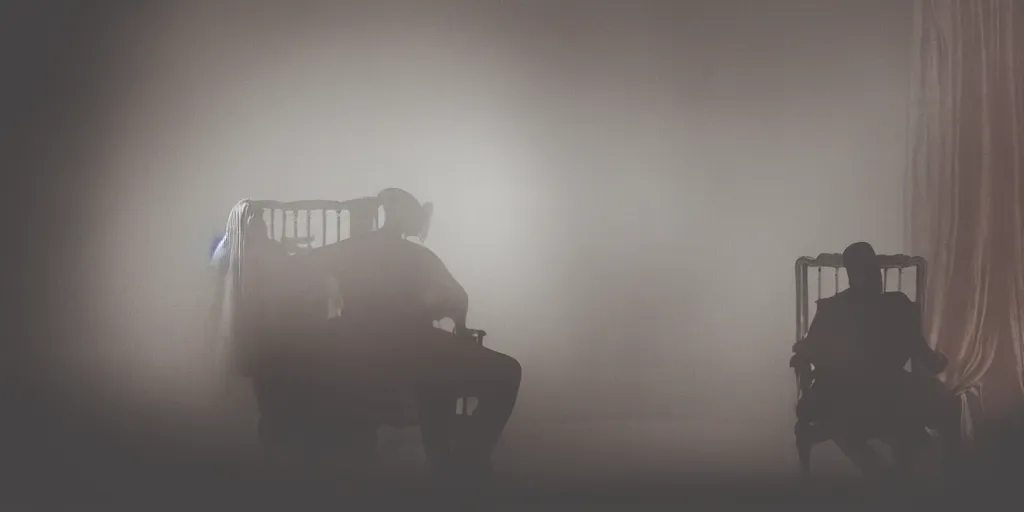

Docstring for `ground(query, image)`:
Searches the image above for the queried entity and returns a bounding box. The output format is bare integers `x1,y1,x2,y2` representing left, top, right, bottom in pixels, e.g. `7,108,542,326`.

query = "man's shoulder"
880,290,913,302
879,290,915,309
346,234,438,257
400,238,441,259
817,289,913,304
879,291,918,317
816,288,852,307
400,238,430,250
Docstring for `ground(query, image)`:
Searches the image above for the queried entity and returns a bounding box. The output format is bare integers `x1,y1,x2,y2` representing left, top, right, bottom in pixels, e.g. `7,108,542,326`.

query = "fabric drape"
906,0,1024,440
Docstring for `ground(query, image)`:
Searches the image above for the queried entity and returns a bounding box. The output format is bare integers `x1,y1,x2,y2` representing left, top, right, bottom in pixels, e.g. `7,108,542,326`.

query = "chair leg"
796,422,813,480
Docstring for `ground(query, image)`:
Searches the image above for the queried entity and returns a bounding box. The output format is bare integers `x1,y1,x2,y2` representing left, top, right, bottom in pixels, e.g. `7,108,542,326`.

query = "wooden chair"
792,252,928,478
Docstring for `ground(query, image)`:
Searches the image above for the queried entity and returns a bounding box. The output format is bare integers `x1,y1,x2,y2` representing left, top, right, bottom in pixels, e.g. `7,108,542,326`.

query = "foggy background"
22,0,914,488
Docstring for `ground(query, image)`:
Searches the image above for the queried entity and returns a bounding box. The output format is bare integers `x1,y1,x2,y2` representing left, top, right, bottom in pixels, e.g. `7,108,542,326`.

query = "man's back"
322,231,466,333
803,289,922,383
793,288,927,428
333,233,423,320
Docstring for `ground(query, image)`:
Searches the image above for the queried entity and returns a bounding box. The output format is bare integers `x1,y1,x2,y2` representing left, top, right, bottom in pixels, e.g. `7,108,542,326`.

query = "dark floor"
10,415,1022,510
8,375,1023,510
10,468,1014,510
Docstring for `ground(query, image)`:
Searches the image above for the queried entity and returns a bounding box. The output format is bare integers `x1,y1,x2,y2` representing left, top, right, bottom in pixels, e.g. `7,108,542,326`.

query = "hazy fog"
54,0,913,482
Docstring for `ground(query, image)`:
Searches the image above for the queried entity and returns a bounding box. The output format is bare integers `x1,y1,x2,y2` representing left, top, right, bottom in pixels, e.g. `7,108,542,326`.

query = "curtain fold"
907,0,1024,440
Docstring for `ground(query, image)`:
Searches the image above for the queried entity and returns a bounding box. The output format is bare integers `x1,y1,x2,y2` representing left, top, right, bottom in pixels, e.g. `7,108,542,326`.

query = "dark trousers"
799,370,962,473
252,324,521,475
409,328,522,474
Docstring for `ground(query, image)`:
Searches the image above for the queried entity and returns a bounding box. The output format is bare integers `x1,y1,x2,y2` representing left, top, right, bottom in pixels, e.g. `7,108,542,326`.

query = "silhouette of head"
844,241,882,293
377,188,425,238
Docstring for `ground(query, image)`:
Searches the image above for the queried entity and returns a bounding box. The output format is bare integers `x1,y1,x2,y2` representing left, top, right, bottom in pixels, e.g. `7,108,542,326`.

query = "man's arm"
910,335,947,375
896,295,948,375
791,297,848,372
792,300,832,360
419,248,469,331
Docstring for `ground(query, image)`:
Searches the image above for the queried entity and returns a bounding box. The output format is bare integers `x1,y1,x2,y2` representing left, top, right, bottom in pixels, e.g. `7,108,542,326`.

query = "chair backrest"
794,253,928,342
243,198,381,252
215,198,381,370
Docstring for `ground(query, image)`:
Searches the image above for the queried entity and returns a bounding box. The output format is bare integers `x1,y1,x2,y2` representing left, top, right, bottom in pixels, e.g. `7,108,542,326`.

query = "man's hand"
913,349,949,376
790,337,817,368
790,352,811,368
792,337,813,354
423,288,469,332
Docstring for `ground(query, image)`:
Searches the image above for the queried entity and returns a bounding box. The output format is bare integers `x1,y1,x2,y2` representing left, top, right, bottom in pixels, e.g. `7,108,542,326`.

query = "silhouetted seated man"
303,188,522,485
791,242,961,474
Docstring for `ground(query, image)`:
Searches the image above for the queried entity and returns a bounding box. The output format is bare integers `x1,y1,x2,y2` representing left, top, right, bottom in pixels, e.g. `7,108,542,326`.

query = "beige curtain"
906,0,1024,440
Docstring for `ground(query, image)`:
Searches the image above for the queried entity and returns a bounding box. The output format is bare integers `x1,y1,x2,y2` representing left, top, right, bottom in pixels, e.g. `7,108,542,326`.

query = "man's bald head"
844,241,882,293
843,241,877,267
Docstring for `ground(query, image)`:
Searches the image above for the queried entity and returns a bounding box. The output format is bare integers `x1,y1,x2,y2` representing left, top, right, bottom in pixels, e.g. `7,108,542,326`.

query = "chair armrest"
455,327,487,344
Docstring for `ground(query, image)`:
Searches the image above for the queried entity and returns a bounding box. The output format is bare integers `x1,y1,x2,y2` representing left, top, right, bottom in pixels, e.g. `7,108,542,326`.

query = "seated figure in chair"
791,242,961,477
302,187,522,485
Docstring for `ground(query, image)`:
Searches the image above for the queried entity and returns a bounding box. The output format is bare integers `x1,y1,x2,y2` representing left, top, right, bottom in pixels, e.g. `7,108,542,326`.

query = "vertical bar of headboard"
917,259,928,308
802,262,807,340
795,260,804,341
321,210,327,247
